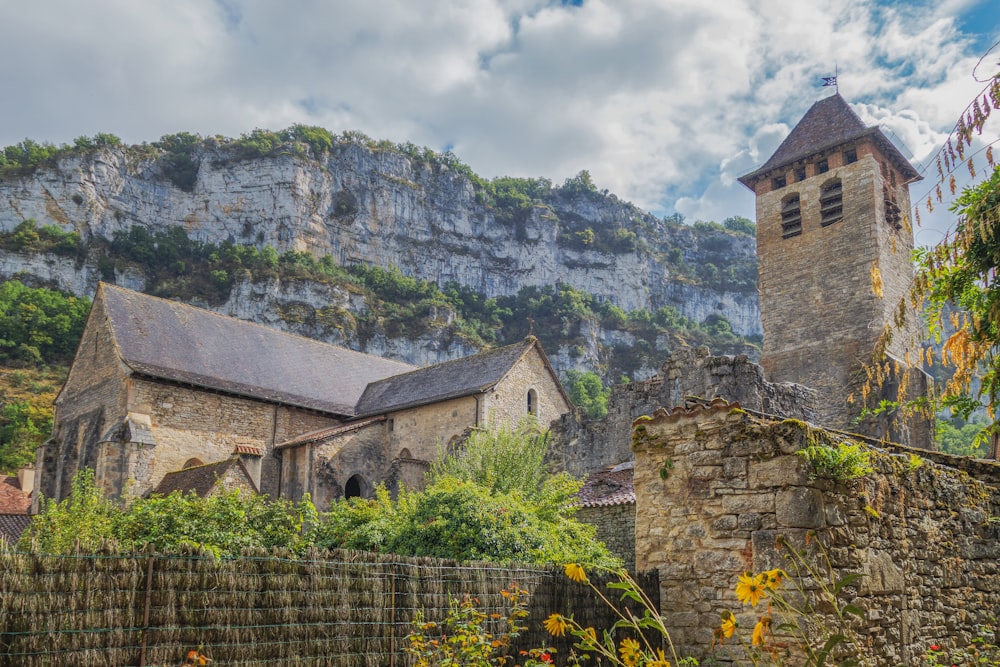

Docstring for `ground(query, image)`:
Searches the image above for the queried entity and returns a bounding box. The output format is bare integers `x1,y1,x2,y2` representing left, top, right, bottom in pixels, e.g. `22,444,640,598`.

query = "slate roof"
0,476,30,514
150,458,257,497
353,337,553,417
96,283,417,416
577,462,635,508
0,514,32,544
739,93,920,187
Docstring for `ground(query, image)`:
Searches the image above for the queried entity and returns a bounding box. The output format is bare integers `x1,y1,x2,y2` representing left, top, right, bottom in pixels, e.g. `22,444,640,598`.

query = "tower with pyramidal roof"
739,93,930,442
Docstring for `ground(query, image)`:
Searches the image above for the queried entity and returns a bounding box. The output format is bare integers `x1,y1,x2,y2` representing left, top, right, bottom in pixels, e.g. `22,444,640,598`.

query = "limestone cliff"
0,135,759,376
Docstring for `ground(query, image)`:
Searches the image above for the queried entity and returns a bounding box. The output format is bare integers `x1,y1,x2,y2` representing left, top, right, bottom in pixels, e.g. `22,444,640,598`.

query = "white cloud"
0,0,995,229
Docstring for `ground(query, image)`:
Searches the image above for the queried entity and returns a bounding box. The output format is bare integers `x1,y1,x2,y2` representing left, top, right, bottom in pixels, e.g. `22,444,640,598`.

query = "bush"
564,370,610,420
0,281,90,367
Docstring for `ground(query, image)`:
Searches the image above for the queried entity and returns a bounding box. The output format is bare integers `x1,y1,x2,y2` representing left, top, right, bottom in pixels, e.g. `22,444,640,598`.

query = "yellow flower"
581,627,597,646
763,568,786,590
752,617,771,646
736,572,767,607
719,611,736,639
543,613,571,637
564,563,588,583
648,648,671,667
619,637,641,667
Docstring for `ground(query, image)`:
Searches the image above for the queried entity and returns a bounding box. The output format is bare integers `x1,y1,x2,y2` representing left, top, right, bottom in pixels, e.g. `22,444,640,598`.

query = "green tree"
0,401,50,473
318,423,619,567
564,369,611,420
0,281,90,366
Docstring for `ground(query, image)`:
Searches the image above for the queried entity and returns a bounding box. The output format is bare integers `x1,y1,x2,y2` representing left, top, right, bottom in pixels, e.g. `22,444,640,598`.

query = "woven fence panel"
0,548,659,667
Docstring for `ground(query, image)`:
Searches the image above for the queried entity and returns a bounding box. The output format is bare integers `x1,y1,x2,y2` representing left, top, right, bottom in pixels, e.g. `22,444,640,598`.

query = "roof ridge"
363,336,536,386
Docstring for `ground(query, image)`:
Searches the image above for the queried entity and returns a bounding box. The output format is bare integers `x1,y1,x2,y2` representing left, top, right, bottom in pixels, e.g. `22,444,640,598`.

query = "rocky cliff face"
0,137,759,374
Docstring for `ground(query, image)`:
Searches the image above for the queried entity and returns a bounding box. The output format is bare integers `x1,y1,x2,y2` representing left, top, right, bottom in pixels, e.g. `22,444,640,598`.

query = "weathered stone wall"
128,379,338,498
304,421,388,507
550,347,815,478
40,294,130,509
632,402,1000,665
388,396,479,462
576,502,636,572
755,142,923,435
485,351,570,428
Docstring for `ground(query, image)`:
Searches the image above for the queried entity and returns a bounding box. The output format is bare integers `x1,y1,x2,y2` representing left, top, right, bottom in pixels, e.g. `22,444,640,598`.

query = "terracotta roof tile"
0,476,30,514
232,445,264,456
577,461,635,508
99,283,417,416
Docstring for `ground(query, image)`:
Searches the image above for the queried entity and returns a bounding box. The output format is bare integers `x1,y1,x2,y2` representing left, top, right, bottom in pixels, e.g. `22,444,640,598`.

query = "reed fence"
0,547,658,667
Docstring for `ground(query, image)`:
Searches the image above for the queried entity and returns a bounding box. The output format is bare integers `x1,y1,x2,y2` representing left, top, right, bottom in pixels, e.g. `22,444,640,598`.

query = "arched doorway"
344,474,367,499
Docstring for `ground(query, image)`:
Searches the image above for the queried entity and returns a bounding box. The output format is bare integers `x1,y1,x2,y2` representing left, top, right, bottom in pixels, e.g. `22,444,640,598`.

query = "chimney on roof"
17,467,34,496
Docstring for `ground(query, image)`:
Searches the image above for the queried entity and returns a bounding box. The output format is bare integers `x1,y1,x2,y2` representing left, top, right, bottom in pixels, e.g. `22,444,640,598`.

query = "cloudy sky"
2,1,998,243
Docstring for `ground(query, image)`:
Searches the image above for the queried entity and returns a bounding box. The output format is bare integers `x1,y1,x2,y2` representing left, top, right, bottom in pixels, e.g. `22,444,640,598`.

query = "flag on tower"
821,76,838,87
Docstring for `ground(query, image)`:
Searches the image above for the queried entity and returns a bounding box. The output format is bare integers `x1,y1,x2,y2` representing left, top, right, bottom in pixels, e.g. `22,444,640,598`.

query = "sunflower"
736,572,767,607
752,617,772,646
648,648,672,667
763,568,786,590
543,613,571,637
619,638,641,667
719,611,737,639
564,563,588,583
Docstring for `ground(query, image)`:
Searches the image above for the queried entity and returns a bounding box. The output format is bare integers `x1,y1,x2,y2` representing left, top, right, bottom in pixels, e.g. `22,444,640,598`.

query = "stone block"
775,487,825,528
749,455,807,487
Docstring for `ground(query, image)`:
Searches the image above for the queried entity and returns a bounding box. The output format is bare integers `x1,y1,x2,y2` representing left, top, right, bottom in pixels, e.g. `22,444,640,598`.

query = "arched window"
780,193,802,238
182,458,204,469
819,179,843,227
398,448,412,460
527,388,538,415
344,474,367,499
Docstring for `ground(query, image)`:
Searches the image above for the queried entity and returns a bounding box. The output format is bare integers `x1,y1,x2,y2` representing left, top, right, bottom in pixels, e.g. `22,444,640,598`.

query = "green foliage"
917,165,1000,419
0,280,90,367
935,416,989,457
153,132,202,192
114,489,319,556
722,215,756,236
796,440,874,482
0,401,50,473
22,469,116,553
405,585,528,667
558,170,598,197
317,424,619,567
0,219,82,256
564,370,610,420
22,469,319,556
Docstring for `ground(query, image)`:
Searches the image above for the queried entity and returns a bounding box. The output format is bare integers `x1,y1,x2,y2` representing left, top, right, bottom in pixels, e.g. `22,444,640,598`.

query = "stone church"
34,283,570,508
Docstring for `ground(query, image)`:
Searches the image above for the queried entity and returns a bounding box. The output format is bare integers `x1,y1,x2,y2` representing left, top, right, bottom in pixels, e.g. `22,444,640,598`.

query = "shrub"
797,440,874,482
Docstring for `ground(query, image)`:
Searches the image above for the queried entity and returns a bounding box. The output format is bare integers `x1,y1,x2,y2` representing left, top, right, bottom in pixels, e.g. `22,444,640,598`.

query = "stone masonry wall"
128,379,338,498
632,402,1000,665
550,347,815,478
41,296,131,508
576,502,636,573
756,143,922,433
484,351,570,428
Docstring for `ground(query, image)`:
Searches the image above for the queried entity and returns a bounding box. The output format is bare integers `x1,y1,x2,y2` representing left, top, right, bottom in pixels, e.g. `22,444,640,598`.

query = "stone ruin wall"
632,402,1000,666
550,347,816,478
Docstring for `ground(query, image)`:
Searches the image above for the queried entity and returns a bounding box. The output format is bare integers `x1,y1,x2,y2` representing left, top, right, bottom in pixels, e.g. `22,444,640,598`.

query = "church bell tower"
739,93,928,437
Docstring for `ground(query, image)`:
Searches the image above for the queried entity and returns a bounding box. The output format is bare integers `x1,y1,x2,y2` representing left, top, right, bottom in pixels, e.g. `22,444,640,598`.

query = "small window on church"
780,194,802,238
387,418,394,433
816,158,829,174
771,175,786,190
820,179,844,227
182,458,204,469
794,167,806,182
843,149,857,164
527,388,538,415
